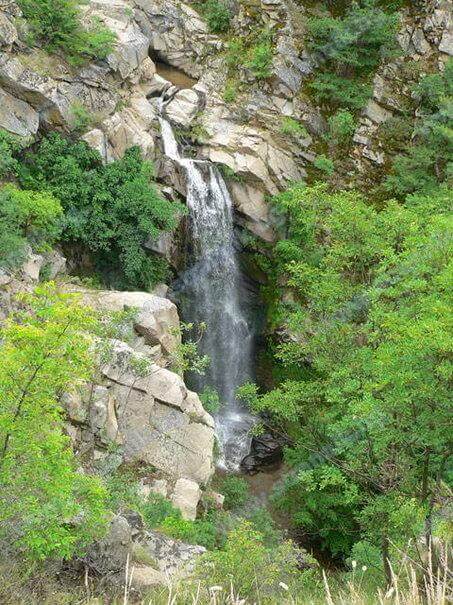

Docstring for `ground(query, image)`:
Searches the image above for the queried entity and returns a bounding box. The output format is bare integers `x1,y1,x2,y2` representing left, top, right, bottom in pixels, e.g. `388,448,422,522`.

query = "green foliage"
199,386,220,414
169,322,210,375
254,181,452,570
280,117,309,138
160,514,218,550
225,30,274,82
0,284,108,561
141,493,182,528
385,61,453,197
0,130,26,179
202,0,231,34
0,184,62,269
246,35,273,80
70,102,93,133
327,110,356,146
218,475,249,510
18,133,184,289
313,154,335,175
223,80,238,103
17,0,116,65
196,521,301,599
306,2,399,111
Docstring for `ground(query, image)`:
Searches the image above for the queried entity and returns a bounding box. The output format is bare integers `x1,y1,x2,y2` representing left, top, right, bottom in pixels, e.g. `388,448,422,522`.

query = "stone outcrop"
62,286,215,515
85,514,205,585
352,0,452,170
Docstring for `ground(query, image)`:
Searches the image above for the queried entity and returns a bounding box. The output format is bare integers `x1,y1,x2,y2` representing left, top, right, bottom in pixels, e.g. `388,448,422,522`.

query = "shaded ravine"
159,114,256,471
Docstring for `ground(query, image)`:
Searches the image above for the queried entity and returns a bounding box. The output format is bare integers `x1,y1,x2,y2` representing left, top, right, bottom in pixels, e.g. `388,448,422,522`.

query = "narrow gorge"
160,111,257,471
0,0,451,602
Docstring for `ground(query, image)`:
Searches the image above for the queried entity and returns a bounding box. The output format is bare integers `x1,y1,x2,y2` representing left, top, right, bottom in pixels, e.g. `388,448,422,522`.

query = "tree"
245,183,452,581
0,284,108,561
0,184,62,269
19,134,185,289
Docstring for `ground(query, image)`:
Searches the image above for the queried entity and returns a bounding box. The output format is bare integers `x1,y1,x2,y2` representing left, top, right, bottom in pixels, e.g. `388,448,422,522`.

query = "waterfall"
159,116,255,471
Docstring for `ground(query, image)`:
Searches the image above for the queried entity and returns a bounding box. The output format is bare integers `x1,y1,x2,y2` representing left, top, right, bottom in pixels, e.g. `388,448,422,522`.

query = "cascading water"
159,114,256,471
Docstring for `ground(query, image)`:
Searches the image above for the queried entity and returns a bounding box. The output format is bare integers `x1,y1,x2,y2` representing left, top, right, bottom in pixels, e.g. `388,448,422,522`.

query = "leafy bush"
385,61,453,197
141,493,181,528
327,110,356,146
18,134,184,289
223,80,238,103
0,130,26,179
202,0,231,34
0,185,62,269
17,0,116,65
313,154,335,175
160,514,218,550
306,2,399,110
199,386,221,414
218,475,249,509
246,36,273,80
0,285,108,561
280,117,309,138
196,521,301,599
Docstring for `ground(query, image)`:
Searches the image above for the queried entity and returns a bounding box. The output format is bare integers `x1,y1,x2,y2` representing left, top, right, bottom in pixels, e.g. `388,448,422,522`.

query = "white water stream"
159,115,255,471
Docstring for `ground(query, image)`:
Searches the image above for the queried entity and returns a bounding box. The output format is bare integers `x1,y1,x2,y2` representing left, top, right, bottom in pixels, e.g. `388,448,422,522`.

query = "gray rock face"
171,478,201,521
164,88,201,127
144,530,206,576
100,339,215,486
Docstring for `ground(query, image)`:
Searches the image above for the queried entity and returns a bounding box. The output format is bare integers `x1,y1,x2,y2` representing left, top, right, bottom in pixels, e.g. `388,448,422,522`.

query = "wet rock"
164,88,201,127
241,433,285,473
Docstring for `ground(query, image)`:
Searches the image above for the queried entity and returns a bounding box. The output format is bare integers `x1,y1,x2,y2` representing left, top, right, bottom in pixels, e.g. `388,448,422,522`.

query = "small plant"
141,493,181,528
246,35,273,80
70,102,93,133
0,130,26,179
280,117,309,138
169,322,210,375
199,386,221,414
313,154,335,176
203,0,231,34
223,80,238,103
17,0,116,65
327,110,356,146
218,475,249,510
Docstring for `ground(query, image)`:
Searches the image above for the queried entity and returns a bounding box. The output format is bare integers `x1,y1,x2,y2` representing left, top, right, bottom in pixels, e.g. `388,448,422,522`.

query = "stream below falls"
159,112,257,471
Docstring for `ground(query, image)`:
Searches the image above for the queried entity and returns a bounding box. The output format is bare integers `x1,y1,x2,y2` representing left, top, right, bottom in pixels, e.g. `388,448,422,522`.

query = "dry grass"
1,545,451,605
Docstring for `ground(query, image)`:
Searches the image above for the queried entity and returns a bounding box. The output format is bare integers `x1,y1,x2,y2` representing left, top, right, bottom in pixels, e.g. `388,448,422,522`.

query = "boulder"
0,87,38,136
164,88,201,127
171,478,201,520
70,288,181,355
131,565,167,589
144,529,206,576
100,340,215,485
86,515,133,573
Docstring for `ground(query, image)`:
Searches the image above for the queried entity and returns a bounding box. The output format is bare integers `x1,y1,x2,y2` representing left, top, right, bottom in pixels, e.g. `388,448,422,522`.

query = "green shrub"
385,62,452,197
199,386,221,414
246,37,273,80
280,117,309,138
196,521,300,599
17,0,116,65
313,154,335,175
327,110,356,146
0,130,26,179
0,184,62,269
223,80,238,103
218,475,249,509
70,102,93,133
141,493,181,528
306,2,399,110
18,134,184,289
203,0,231,34
159,514,218,550
309,73,372,111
